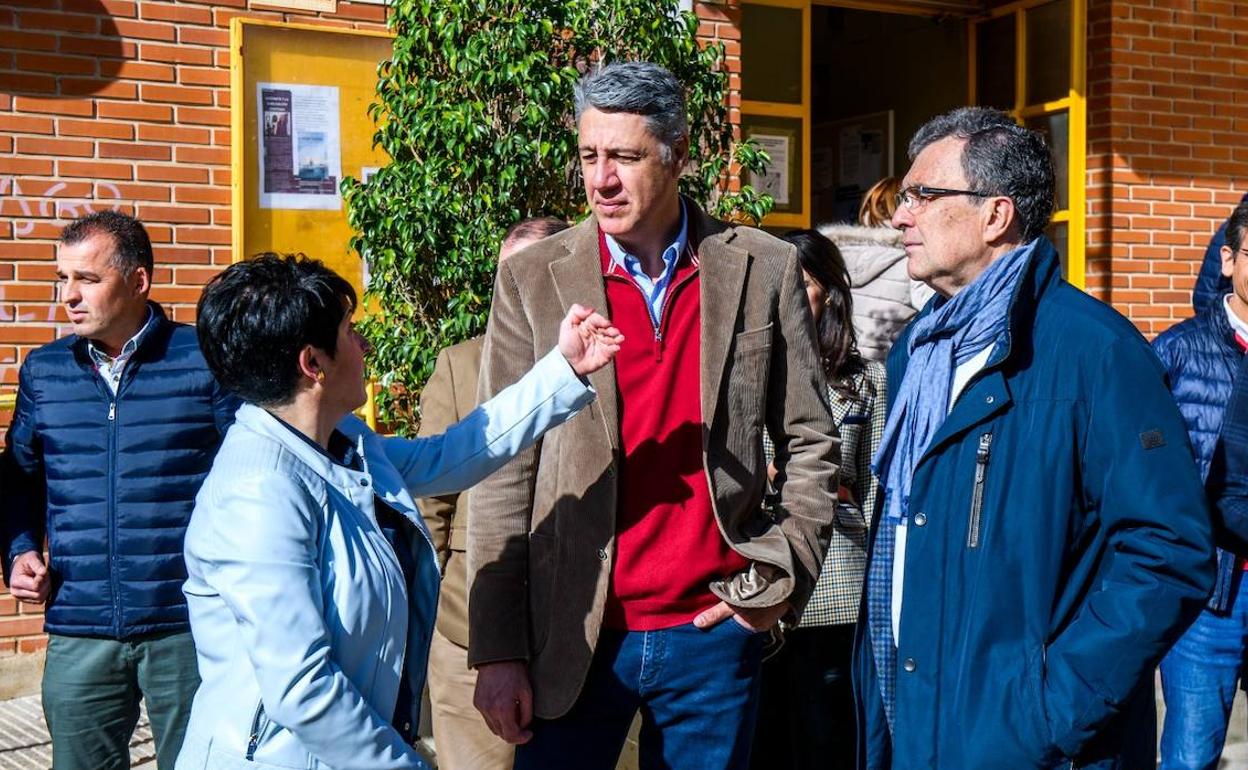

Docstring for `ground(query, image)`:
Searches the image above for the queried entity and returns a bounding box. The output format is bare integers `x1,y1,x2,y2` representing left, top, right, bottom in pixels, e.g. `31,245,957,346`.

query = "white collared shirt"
88,307,156,395
1224,294,1248,342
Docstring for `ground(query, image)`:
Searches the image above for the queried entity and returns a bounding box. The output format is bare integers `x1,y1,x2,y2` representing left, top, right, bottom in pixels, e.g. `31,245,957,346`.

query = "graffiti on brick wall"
1,176,124,237
0,176,124,323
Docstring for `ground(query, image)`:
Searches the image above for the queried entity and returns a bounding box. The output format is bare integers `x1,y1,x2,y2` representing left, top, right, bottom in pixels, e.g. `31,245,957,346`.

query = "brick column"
1085,0,1248,336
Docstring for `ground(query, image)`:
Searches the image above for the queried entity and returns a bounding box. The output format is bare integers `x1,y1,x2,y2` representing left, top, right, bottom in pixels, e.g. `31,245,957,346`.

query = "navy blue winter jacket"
854,241,1213,770
1,304,238,638
1153,302,1244,611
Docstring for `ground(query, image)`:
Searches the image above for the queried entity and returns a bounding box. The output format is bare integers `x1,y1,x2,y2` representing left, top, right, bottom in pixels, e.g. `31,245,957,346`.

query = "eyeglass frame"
895,184,992,211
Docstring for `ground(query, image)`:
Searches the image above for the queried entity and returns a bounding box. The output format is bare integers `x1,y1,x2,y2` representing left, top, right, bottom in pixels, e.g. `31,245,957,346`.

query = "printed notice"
751,133,791,206
257,83,342,210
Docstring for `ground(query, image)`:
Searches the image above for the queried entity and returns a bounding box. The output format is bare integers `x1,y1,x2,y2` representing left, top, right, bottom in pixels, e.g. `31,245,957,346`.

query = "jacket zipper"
606,247,697,363
967,432,993,549
245,702,266,761
106,396,120,631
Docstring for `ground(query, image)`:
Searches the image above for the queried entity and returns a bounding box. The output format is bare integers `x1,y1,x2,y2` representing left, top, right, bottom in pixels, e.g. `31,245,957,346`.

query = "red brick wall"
0,0,738,658
1086,0,1248,336
0,0,389,657
696,1,744,192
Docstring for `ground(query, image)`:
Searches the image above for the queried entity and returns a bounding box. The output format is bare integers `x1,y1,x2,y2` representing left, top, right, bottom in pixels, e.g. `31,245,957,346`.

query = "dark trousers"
750,623,857,770
42,631,199,770
514,619,766,770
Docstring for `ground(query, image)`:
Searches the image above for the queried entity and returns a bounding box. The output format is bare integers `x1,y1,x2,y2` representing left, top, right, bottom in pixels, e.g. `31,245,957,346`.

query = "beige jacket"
416,334,484,649
467,204,840,718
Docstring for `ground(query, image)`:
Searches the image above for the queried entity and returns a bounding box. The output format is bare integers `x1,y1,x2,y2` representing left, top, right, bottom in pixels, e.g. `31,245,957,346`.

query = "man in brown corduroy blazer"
418,217,570,770
468,62,840,770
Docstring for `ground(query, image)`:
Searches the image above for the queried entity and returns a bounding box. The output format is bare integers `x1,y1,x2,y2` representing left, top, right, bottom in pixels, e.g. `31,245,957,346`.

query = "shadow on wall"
2,0,128,98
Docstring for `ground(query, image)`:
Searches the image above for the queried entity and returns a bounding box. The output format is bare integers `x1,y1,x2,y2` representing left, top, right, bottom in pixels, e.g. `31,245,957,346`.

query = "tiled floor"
0,694,154,769
0,680,1245,769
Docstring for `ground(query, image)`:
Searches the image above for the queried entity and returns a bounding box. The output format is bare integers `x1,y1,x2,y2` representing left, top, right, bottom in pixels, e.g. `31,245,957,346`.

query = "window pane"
1026,0,1071,105
742,4,803,105
1025,110,1069,212
976,14,1015,111
1046,221,1069,277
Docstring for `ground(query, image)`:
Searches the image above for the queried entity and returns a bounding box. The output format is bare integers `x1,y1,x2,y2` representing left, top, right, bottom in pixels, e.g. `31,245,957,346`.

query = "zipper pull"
108,402,116,421
976,432,993,462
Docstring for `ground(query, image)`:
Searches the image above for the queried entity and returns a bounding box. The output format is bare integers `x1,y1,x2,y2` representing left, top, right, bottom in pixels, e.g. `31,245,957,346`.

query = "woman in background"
175,253,621,770
819,176,934,361
751,229,887,770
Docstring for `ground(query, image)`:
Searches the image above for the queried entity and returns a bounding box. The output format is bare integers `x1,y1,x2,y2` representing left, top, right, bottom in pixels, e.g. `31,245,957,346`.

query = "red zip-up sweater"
599,229,750,630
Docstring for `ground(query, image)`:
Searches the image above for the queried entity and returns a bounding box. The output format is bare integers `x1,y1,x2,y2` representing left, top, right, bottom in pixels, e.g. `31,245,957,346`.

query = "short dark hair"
503,216,569,250
1226,202,1248,255
59,210,154,277
196,253,357,407
908,107,1056,243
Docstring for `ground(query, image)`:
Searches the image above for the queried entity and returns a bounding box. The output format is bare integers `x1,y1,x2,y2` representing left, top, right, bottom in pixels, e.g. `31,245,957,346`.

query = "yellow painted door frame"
969,0,1088,288
740,0,812,229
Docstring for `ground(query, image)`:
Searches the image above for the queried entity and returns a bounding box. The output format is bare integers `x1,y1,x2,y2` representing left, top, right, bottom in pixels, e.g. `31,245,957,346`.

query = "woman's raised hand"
558,303,625,376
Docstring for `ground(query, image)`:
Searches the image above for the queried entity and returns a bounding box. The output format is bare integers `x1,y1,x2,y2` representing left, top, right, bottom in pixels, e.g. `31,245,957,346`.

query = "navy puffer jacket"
1153,302,1244,611
2,304,238,638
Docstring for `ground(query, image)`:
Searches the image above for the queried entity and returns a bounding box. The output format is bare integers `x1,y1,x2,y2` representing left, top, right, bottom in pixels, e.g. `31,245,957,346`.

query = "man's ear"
671,134,690,173
1222,244,1236,279
982,196,1018,244
131,265,151,296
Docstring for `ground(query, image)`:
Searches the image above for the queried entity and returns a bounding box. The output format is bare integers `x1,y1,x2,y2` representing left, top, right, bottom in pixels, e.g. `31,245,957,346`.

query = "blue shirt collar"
603,199,688,278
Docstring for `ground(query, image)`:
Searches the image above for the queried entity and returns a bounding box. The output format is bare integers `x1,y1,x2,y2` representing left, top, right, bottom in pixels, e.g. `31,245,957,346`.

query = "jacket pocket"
730,325,773,430
245,701,269,761
967,432,993,549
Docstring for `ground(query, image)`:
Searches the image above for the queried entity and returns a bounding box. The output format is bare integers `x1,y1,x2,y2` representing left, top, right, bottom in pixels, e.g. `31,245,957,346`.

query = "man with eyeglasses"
1153,201,1248,770
856,107,1213,770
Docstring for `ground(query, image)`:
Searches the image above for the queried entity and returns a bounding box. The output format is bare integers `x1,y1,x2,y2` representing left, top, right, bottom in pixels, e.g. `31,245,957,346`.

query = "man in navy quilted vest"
1,210,239,770
1154,201,1248,770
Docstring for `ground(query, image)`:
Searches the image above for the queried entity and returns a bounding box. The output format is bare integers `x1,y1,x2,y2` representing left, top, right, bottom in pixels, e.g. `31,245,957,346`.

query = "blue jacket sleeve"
1044,336,1214,758
1,361,46,579
378,347,594,499
1206,357,1248,554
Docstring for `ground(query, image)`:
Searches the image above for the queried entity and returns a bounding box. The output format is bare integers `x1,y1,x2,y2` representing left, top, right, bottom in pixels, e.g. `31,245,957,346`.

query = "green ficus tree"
343,0,773,434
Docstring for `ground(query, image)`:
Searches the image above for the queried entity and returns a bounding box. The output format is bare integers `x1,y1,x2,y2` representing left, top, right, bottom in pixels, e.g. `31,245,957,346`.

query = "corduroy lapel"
549,217,620,451
693,206,749,430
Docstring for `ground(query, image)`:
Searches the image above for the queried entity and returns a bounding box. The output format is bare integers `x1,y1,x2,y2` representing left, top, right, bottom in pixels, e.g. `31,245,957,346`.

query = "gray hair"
908,107,1056,243
574,61,688,164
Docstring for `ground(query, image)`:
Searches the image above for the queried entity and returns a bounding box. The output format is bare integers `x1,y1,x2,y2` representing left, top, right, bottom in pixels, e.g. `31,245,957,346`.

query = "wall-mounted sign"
750,133,791,207
257,82,343,211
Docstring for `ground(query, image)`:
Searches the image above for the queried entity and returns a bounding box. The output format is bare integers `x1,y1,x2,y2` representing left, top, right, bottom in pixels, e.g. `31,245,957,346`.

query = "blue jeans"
1159,582,1248,770
514,619,766,770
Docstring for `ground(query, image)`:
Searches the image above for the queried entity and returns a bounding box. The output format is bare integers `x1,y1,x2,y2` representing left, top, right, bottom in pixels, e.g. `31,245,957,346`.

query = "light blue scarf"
873,239,1038,525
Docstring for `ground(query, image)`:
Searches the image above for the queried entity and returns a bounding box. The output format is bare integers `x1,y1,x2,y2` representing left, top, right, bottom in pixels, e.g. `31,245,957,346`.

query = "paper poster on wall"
751,132,791,206
839,125,885,191
257,82,342,210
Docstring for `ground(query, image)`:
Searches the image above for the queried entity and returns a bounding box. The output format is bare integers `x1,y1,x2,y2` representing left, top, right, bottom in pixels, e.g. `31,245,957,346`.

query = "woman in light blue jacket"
175,254,622,770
